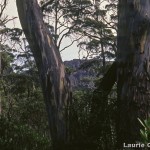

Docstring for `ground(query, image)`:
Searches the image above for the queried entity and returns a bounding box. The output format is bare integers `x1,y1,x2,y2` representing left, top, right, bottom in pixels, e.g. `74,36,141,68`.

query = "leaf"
140,129,147,141
138,118,146,128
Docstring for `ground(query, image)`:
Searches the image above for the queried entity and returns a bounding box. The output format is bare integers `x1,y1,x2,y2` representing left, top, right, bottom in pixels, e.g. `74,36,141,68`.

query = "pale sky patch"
2,0,79,61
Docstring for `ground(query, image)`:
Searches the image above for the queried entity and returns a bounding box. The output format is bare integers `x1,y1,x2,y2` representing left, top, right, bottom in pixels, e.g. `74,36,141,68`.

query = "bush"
0,116,51,150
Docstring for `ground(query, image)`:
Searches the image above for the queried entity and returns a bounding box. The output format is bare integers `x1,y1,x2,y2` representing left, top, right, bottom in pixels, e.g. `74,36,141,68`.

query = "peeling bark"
16,0,71,148
117,0,150,147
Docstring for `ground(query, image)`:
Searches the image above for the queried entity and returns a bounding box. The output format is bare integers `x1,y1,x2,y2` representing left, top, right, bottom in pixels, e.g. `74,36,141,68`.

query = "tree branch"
40,0,54,11
58,24,76,49
0,0,7,18
60,35,83,52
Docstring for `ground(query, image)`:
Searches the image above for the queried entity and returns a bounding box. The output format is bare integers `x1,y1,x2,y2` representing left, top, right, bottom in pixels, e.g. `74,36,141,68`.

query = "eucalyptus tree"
18,1,150,150
91,0,150,149
16,0,120,149
40,0,91,52
16,0,73,149
116,0,150,147
40,0,118,60
82,0,150,149
72,0,118,64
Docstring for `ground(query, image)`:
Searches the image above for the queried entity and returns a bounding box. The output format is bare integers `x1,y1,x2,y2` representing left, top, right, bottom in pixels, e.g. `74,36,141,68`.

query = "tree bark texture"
117,0,150,147
16,0,72,149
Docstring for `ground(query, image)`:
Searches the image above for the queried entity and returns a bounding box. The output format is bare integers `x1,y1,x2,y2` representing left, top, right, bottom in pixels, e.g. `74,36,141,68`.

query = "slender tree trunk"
117,0,150,148
16,0,72,149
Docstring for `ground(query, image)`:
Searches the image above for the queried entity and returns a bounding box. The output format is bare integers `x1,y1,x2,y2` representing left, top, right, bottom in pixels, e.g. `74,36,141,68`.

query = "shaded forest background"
0,0,150,150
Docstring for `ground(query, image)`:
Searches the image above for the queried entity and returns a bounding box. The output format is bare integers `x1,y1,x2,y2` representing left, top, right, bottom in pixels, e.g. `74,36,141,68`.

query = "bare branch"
60,35,83,52
58,23,77,49
2,17,17,24
0,0,7,18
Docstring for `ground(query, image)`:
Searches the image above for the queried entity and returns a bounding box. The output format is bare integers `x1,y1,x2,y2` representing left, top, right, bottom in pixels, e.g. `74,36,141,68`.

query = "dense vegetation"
0,0,150,150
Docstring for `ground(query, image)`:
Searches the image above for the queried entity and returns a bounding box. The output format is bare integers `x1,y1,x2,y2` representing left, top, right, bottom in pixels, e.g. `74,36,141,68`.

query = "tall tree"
40,0,87,52
16,0,150,150
74,0,117,62
16,0,72,149
116,0,150,147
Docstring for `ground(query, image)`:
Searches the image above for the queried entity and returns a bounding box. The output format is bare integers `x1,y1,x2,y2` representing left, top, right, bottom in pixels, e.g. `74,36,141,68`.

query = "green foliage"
1,0,119,149
70,89,92,141
72,0,117,60
0,51,51,149
90,87,117,150
0,2,50,150
1,52,14,74
0,116,51,150
138,118,150,144
73,90,92,119
41,0,117,59
65,66,75,75
70,82,117,150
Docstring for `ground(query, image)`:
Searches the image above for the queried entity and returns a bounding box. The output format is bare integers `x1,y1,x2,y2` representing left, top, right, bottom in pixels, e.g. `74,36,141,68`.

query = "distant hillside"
64,59,97,90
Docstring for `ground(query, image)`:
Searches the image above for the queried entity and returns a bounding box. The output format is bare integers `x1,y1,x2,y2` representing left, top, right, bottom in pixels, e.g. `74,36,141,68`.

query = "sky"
4,0,79,61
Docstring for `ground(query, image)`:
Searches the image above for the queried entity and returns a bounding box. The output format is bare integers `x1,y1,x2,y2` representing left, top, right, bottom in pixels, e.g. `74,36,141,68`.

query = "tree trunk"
16,0,72,149
117,0,150,148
